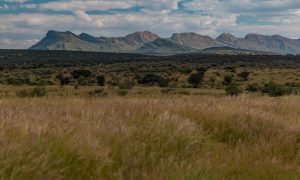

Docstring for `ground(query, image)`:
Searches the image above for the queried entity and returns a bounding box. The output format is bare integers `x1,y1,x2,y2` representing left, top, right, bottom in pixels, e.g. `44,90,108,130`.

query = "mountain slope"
216,33,300,54
30,30,300,54
135,38,198,54
30,31,103,51
30,31,160,53
200,46,274,55
170,33,223,49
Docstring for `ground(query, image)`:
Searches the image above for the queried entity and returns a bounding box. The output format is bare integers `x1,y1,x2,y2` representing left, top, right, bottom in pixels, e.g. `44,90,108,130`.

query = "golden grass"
1,93,300,179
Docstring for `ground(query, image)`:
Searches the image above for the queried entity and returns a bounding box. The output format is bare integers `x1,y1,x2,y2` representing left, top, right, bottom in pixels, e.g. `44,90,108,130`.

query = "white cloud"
3,0,28,3
2,0,300,48
0,38,38,49
25,0,135,11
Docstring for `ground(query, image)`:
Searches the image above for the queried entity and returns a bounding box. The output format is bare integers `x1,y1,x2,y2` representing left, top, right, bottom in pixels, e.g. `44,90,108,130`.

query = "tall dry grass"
1,94,300,179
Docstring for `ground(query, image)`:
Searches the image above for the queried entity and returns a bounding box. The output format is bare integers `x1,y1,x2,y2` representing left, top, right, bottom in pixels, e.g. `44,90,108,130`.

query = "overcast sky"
1,0,300,49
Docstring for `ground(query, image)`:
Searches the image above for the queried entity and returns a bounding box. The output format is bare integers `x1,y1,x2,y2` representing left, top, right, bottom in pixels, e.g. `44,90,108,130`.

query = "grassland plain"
1,87,300,179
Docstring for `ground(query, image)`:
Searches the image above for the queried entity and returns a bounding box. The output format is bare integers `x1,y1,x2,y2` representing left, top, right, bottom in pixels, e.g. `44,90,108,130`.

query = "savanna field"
1,51,300,179
0,87,300,179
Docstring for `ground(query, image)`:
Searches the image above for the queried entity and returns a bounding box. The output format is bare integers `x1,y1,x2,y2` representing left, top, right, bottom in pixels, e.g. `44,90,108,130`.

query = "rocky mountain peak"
126,31,159,43
216,33,237,42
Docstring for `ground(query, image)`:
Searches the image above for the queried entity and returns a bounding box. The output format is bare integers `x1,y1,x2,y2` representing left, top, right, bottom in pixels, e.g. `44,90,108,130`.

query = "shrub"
77,76,89,86
17,90,29,97
58,76,70,86
72,70,92,79
89,89,107,97
17,87,47,97
6,77,30,85
30,87,47,97
223,75,233,85
96,75,105,86
0,90,9,98
118,81,134,90
196,67,207,73
238,71,250,81
225,84,242,96
188,72,205,88
261,82,293,97
179,68,192,74
158,78,170,87
138,74,162,86
118,90,129,96
246,84,259,92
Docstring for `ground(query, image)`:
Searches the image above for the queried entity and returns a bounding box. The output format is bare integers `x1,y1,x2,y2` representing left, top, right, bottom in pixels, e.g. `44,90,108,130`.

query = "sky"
1,0,300,49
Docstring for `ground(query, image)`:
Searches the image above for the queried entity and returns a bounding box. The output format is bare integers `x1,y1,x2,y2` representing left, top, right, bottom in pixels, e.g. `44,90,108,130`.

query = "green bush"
158,78,170,87
30,87,47,97
246,84,259,92
57,75,70,86
188,72,205,88
138,74,161,85
96,75,105,86
261,82,293,97
17,90,30,97
225,84,242,96
72,70,92,79
223,75,233,85
237,71,250,81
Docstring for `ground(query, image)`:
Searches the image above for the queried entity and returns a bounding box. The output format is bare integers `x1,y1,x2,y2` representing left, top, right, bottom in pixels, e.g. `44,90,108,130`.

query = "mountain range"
30,30,300,55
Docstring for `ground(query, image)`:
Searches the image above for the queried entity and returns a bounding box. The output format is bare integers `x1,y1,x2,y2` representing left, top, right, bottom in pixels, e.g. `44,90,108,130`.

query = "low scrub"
261,82,293,97
17,87,47,97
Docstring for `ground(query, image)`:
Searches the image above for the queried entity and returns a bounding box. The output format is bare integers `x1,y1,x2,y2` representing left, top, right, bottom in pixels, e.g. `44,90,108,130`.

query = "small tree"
138,74,161,85
209,77,216,87
158,78,170,87
223,75,233,85
58,76,70,86
96,75,105,86
72,70,92,79
188,72,205,88
226,84,242,96
238,71,250,81
196,67,207,73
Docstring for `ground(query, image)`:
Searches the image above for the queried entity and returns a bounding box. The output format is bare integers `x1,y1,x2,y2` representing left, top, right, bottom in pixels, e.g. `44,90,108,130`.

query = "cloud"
0,38,38,49
3,0,28,3
1,0,300,48
138,0,180,11
25,0,136,11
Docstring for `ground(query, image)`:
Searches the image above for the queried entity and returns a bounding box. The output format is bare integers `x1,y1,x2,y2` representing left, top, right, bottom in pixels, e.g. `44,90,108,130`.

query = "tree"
72,70,92,79
59,77,70,86
238,71,250,81
223,75,233,85
158,78,170,87
225,84,242,96
138,74,161,85
96,75,105,86
56,74,70,86
196,67,207,73
188,72,205,88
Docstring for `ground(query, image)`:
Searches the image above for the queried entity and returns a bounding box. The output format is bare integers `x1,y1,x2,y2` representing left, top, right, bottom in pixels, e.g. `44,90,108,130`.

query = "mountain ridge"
30,30,300,55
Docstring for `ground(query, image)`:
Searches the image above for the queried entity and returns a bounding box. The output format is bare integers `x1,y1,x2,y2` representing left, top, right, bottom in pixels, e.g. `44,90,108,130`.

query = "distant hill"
216,33,300,55
30,30,300,55
200,46,274,55
135,38,198,55
31,31,159,53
